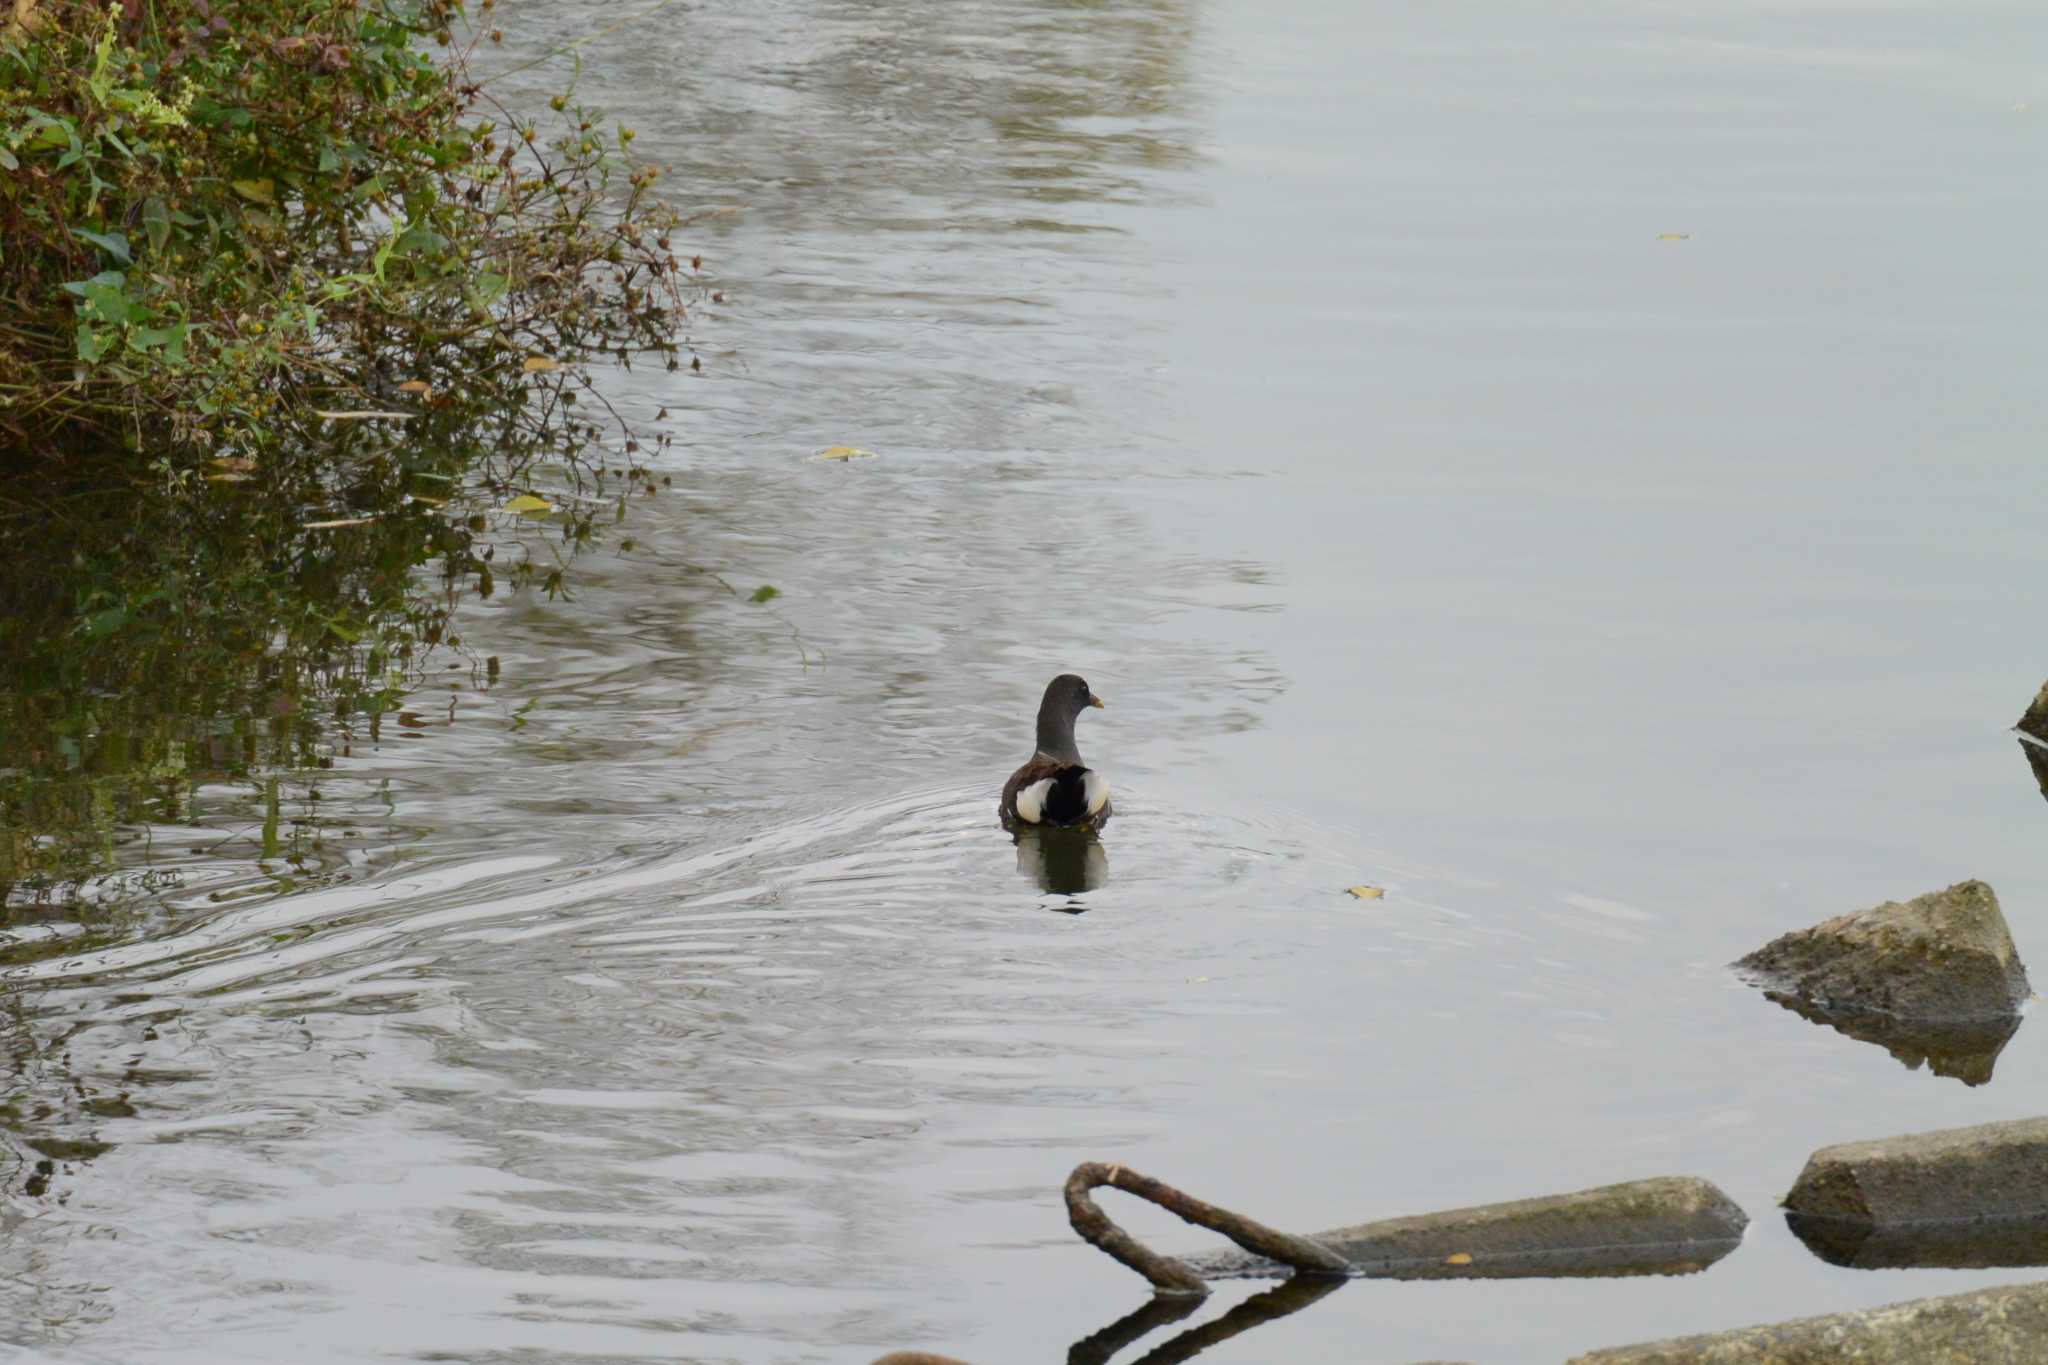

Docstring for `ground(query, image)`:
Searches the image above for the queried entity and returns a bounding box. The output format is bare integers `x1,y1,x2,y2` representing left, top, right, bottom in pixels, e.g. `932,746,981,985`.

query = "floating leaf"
502,494,553,514
1346,885,1385,900
521,355,559,372
815,445,875,461
1657,232,1690,241
749,585,781,604
1444,1252,1473,1266
231,178,276,205
398,379,432,396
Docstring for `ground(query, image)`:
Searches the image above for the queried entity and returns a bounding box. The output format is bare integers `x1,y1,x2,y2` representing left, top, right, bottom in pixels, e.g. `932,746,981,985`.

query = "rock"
1178,1176,1747,1281
1570,1278,2048,1363
1757,989,2021,1087
1788,1209,2048,1270
1784,1116,2048,1225
2018,681,2048,743
2021,734,2048,799
1734,880,2030,1025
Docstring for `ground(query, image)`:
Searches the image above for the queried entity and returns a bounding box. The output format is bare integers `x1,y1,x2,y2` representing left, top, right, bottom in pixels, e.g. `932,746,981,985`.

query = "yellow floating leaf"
302,516,376,529
1657,232,1690,241
1346,885,1385,900
521,355,560,373
815,445,876,461
502,494,553,514
1444,1252,1473,1266
231,178,276,205
398,380,432,395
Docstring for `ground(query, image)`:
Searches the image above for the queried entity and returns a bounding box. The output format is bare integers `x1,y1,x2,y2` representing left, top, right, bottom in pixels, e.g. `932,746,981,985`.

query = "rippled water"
9,1,2048,1361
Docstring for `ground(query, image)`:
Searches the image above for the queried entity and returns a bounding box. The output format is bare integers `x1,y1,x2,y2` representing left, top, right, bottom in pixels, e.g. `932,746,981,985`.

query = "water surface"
8,1,2048,1361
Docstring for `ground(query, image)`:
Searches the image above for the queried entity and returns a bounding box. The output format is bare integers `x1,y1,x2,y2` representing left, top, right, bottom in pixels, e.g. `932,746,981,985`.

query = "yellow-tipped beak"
1089,695,1106,709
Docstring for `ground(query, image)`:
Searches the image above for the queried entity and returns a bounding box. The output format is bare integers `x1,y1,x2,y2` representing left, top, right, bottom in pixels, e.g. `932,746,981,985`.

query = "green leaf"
25,114,72,151
84,606,128,638
231,178,275,205
392,223,451,258
317,143,341,174
81,281,133,325
61,270,125,297
75,324,105,364
749,585,781,604
502,494,552,515
132,323,190,358
467,270,508,316
0,147,16,172
142,197,171,255
72,228,132,263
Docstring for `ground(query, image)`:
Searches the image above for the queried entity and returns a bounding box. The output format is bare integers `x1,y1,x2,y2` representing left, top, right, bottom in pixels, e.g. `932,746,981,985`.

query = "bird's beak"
1089,694,1105,709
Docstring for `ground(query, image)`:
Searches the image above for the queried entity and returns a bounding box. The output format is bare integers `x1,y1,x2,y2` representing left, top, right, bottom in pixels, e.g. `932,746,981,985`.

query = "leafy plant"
0,0,695,904
0,0,685,480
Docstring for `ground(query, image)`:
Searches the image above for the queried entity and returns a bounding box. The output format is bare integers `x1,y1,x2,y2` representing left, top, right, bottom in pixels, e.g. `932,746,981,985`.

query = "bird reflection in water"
1013,824,1109,903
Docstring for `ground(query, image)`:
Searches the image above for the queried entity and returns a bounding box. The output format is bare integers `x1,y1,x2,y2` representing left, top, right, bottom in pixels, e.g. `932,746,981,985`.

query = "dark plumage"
1000,674,1111,828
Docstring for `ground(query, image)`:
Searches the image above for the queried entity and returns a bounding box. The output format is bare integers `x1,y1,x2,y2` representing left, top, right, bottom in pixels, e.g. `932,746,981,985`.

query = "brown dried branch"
1063,1162,1351,1297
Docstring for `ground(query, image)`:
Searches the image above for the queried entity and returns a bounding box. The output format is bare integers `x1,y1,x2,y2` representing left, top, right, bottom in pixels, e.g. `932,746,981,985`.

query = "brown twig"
1063,1162,1351,1297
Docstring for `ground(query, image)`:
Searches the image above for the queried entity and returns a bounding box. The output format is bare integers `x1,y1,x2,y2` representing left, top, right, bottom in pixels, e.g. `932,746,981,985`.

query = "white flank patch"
1082,771,1109,816
1014,778,1053,824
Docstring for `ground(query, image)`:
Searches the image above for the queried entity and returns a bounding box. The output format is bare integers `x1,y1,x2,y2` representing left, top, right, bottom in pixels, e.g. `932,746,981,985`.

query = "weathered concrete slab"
1570,1278,2048,1363
1735,880,2030,1024
1785,1116,2048,1224
1759,988,2021,1087
1789,1209,2048,1270
1180,1176,1747,1281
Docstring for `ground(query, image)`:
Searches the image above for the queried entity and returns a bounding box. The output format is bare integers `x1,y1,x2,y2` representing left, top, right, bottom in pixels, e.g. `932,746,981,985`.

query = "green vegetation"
0,0,690,906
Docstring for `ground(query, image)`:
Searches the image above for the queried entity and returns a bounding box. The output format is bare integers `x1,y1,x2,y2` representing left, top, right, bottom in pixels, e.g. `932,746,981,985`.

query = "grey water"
9,1,2048,1361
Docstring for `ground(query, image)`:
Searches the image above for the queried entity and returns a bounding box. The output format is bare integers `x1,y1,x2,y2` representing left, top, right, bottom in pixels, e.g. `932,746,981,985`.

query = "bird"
1000,674,1111,829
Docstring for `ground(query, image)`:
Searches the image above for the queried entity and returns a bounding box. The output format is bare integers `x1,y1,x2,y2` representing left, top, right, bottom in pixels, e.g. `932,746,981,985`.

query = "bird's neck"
1035,706,1083,765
